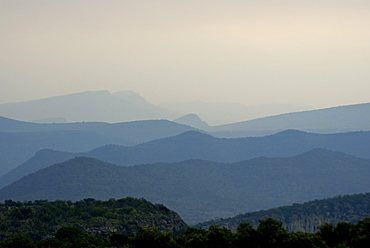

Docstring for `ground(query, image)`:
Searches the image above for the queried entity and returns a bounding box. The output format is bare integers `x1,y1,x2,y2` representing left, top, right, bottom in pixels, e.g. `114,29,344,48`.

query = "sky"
1,0,370,108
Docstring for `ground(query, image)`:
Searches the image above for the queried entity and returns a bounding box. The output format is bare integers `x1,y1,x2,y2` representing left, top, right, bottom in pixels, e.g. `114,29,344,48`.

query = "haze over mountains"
210,102,370,137
1,149,370,224
0,90,176,123
0,90,313,125
161,101,313,125
3,129,370,189
0,130,370,187
1,90,370,228
1,90,369,137
0,116,197,175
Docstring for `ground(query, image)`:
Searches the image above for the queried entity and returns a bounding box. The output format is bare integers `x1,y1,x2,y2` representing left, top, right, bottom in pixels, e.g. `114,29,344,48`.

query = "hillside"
210,102,370,137
0,116,197,144
0,197,187,241
0,117,197,175
195,193,370,233
1,149,370,225
0,149,75,189
0,130,132,176
3,129,370,188
0,90,178,123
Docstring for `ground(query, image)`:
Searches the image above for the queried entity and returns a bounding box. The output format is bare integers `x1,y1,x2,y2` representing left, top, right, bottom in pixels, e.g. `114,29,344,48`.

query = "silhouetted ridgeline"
195,193,370,233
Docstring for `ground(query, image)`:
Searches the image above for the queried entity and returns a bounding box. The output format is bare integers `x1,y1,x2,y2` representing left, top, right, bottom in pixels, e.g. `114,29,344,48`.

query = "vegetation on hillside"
1,217,370,247
0,197,187,241
195,193,370,233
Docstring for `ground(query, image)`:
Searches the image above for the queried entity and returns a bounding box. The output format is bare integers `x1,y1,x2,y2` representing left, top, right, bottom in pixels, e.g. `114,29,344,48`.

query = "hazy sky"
1,0,370,108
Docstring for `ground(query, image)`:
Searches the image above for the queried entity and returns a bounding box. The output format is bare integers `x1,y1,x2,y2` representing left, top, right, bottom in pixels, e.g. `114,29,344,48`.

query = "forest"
0,198,187,241
0,198,369,248
1,217,370,248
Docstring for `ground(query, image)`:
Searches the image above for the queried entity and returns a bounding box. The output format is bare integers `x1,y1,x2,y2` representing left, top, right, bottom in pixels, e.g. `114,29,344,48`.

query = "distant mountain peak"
175,113,202,122
0,90,178,123
174,113,210,130
112,90,150,105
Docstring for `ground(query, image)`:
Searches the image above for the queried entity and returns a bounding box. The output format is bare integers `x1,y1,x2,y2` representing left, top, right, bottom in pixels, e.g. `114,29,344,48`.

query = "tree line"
1,217,370,248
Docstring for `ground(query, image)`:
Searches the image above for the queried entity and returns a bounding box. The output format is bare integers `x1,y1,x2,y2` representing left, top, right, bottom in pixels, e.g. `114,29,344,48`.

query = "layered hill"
3,129,370,188
195,193,370,233
0,90,178,123
0,197,187,240
1,149,370,225
210,102,370,137
0,117,197,144
0,130,132,176
0,116,197,175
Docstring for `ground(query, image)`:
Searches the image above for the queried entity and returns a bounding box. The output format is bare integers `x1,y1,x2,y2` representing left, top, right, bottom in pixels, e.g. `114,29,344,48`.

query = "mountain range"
0,90,177,123
0,116,198,175
0,130,132,176
1,90,370,137
209,102,370,137
0,90,311,125
3,129,370,189
1,90,370,228
1,149,370,225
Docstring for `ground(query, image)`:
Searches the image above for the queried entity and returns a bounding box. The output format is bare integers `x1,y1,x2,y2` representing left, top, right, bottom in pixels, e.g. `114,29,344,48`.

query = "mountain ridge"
210,101,370,137
0,90,178,123
3,129,370,189
2,148,370,224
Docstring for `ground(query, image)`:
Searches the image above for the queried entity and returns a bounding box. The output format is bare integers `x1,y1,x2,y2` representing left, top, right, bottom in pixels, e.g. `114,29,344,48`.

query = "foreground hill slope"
3,129,370,188
195,193,370,233
1,149,370,224
0,197,187,240
210,102,370,137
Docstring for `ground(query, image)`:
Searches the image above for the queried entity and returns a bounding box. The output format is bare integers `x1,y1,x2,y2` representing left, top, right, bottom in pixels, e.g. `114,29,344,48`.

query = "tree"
257,218,288,248
206,225,234,248
109,233,130,247
236,222,258,247
318,223,336,247
1,234,36,248
177,227,208,248
55,226,80,241
134,226,176,248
